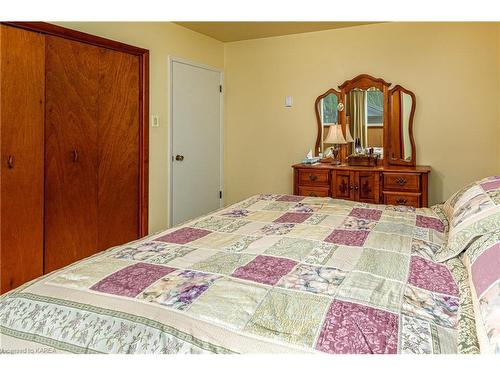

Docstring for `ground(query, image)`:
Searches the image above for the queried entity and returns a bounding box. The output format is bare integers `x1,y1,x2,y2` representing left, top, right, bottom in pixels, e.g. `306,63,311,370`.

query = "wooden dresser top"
292,163,431,174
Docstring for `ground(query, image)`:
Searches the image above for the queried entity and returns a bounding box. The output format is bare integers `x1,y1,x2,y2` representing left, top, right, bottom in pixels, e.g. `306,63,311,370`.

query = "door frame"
168,56,224,227
3,21,150,237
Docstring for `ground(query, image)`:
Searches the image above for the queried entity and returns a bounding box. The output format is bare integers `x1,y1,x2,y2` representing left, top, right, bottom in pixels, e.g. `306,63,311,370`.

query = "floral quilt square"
278,264,346,296
246,211,283,222
416,215,445,233
231,255,297,285
257,223,295,236
187,278,269,330
263,201,296,211
245,289,329,347
146,245,195,265
138,270,221,310
324,229,369,246
274,212,313,224
408,256,458,296
264,237,317,261
222,235,263,253
303,243,338,265
399,315,433,354
220,208,250,218
411,239,441,260
217,220,251,233
110,241,172,262
191,252,256,275
154,227,211,245
402,285,459,329
336,272,405,313
191,216,234,231
349,207,382,221
480,178,500,191
316,299,398,354
340,216,377,231
90,263,176,298
355,248,410,282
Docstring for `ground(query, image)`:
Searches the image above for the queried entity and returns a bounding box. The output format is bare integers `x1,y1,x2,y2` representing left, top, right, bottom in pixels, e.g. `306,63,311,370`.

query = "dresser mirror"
314,74,416,167
388,85,416,165
314,89,343,154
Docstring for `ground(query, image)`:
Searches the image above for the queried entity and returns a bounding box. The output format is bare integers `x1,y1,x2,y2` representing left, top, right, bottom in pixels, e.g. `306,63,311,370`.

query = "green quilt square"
188,278,269,330
190,252,255,275
264,237,317,261
355,248,410,281
373,221,414,236
336,271,405,313
244,289,329,347
364,232,412,254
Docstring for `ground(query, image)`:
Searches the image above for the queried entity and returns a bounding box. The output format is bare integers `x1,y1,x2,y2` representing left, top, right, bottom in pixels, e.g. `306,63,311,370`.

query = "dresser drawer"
383,192,421,207
298,169,330,186
298,186,330,198
383,173,420,192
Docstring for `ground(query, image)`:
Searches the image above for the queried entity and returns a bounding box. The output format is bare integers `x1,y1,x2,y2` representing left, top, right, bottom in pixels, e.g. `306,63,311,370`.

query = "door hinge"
219,190,222,199
219,85,222,93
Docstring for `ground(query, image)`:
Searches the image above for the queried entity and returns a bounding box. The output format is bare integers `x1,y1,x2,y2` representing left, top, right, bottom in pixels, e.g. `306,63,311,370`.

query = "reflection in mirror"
346,87,383,157
318,93,340,154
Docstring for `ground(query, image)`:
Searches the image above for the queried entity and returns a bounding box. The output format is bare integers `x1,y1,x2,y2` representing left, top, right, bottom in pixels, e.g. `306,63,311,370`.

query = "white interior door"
171,59,222,226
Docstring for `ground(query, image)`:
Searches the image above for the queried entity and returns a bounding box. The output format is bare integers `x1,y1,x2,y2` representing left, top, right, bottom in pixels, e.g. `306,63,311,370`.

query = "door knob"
7,155,14,169
72,149,79,163
175,155,184,161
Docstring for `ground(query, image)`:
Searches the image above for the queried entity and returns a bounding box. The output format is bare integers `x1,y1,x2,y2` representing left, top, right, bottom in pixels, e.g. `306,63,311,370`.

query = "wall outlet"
285,96,293,107
152,115,160,128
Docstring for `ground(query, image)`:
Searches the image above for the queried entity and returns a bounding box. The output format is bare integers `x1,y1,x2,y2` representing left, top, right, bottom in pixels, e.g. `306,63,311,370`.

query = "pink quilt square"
91,263,176,297
480,178,500,191
316,300,398,354
349,208,382,221
154,227,211,244
416,215,445,233
471,243,500,296
324,229,369,246
231,255,297,285
274,212,313,224
276,195,305,202
408,256,458,296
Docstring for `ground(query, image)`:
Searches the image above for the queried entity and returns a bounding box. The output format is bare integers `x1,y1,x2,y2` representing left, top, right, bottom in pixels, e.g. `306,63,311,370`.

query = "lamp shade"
345,125,354,143
324,124,347,144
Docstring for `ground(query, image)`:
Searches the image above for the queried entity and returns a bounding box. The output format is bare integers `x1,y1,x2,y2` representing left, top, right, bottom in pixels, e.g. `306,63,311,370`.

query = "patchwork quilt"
0,194,477,354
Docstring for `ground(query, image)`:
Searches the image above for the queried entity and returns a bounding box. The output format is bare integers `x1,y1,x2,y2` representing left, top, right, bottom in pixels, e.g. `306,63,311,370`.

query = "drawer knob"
308,174,317,182
396,177,407,185
396,198,408,205
7,155,14,169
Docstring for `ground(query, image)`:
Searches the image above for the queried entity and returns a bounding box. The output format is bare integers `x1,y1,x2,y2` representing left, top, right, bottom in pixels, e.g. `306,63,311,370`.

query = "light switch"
152,115,160,128
285,96,293,107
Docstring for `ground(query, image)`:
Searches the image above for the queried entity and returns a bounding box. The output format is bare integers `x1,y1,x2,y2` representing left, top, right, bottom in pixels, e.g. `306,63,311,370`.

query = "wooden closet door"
97,49,140,251
44,36,99,273
0,25,45,293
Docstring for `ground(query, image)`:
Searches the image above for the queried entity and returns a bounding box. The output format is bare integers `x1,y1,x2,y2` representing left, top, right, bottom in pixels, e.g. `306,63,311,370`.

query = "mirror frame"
388,85,417,166
314,88,342,156
313,74,417,166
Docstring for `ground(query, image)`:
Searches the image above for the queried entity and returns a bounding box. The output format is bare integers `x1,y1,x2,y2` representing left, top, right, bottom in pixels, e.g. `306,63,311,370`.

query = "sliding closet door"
97,49,140,251
0,25,45,292
44,36,99,273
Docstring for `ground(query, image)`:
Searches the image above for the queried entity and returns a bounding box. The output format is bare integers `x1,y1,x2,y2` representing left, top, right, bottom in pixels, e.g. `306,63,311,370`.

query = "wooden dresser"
292,164,431,208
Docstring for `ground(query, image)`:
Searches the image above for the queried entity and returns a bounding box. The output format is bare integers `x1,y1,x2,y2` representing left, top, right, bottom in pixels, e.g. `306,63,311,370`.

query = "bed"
1,176,499,354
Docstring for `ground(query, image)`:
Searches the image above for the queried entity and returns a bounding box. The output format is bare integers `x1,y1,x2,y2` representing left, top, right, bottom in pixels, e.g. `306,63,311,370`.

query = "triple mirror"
315,74,416,166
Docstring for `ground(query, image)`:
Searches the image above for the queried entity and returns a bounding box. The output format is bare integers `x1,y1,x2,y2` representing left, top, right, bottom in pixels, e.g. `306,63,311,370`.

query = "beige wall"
224,22,500,206
56,22,224,233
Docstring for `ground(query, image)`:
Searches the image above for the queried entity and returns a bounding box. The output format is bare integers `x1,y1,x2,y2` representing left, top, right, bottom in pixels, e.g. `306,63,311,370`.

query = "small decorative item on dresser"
323,124,346,165
347,154,379,166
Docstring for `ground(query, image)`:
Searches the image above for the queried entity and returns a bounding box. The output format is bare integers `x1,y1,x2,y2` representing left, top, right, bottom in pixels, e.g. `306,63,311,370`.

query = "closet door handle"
72,149,79,163
7,155,14,169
